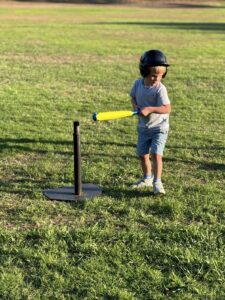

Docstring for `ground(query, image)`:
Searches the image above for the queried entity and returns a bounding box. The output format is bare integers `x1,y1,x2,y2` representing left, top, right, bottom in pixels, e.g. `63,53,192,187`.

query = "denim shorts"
137,127,169,156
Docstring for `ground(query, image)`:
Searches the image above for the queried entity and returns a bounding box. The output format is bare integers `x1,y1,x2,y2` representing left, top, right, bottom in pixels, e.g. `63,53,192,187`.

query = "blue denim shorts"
137,127,169,156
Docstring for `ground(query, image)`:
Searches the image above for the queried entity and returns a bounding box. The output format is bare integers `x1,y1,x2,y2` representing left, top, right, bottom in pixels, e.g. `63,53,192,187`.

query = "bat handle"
92,112,97,121
133,109,140,115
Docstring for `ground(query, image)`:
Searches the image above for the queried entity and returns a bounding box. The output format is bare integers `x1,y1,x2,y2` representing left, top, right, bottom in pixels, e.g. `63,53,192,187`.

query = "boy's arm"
140,104,171,116
131,97,139,110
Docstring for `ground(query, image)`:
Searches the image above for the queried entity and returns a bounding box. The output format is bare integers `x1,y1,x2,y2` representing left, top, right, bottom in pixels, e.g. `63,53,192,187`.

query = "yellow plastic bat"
93,110,139,121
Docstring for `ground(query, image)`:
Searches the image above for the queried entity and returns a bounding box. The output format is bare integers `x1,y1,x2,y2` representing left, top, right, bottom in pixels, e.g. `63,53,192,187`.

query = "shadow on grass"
167,3,225,8
0,137,138,161
15,0,225,9
200,162,225,171
0,177,48,198
100,187,176,220
164,157,225,171
95,21,225,32
0,138,136,155
148,202,176,220
83,140,135,148
16,0,125,4
102,186,155,199
166,144,225,171
1,137,224,199
0,137,73,155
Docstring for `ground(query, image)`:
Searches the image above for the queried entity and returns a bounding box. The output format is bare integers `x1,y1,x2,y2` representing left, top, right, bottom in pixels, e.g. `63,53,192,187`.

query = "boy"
130,49,171,194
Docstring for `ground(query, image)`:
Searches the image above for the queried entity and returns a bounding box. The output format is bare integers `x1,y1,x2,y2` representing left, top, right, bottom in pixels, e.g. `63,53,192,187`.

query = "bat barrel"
92,110,138,121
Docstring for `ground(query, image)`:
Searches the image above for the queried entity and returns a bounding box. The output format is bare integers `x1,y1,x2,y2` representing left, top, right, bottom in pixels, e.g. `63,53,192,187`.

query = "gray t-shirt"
130,78,170,130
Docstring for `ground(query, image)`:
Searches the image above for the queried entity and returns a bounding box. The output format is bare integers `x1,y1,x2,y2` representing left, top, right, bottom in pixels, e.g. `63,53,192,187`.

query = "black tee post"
43,120,102,202
73,121,82,196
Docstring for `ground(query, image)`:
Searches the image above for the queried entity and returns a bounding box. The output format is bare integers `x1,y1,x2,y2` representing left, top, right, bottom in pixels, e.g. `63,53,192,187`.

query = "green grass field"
0,1,225,299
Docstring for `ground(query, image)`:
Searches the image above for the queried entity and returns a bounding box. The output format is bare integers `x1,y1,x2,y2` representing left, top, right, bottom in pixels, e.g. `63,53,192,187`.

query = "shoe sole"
154,191,166,195
132,184,153,189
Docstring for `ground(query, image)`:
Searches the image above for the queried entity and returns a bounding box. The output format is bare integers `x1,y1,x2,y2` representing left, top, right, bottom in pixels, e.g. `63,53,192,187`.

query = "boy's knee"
139,154,150,161
151,153,162,161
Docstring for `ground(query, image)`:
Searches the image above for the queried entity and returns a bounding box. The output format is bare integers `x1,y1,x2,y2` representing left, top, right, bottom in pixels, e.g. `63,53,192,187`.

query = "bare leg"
151,153,163,180
132,154,153,188
140,154,152,177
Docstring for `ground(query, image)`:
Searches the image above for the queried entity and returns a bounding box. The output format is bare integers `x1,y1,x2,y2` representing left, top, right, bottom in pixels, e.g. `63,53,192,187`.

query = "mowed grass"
0,1,225,299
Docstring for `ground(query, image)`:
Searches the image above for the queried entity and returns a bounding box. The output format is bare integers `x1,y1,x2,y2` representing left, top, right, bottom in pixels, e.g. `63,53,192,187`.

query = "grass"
0,1,225,299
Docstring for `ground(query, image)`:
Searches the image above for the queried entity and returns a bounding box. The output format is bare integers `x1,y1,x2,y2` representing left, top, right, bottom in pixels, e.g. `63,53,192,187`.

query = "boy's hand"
140,107,153,117
140,104,171,116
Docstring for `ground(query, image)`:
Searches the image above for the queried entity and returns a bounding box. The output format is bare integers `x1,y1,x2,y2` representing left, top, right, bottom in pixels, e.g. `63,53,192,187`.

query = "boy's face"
146,68,165,86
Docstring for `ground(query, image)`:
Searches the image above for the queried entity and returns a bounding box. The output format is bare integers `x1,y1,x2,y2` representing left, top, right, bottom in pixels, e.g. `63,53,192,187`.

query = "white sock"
155,178,162,183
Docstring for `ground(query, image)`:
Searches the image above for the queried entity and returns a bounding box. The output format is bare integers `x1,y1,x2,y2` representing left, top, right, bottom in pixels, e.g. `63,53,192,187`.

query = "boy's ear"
162,68,167,78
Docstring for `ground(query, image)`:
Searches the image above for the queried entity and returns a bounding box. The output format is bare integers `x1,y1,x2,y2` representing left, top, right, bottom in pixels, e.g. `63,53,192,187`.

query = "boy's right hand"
140,107,153,117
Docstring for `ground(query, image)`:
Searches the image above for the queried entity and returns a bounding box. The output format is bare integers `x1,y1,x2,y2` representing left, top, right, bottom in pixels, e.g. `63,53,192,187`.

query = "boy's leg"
151,130,168,194
151,153,163,180
140,154,152,177
132,129,154,189
151,154,165,194
132,154,153,189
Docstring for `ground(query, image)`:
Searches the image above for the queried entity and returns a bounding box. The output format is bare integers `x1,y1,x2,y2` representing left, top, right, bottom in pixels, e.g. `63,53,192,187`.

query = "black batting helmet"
139,49,170,78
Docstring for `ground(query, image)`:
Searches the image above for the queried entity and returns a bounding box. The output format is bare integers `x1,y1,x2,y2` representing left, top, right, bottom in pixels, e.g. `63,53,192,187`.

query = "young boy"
130,49,171,194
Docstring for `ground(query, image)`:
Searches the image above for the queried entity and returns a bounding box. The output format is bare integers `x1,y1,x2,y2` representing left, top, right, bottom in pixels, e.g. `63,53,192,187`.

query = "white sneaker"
153,181,166,195
132,177,153,189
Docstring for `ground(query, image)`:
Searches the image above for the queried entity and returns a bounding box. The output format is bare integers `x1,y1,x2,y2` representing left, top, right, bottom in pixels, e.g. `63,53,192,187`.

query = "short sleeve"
129,80,137,99
156,84,170,105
